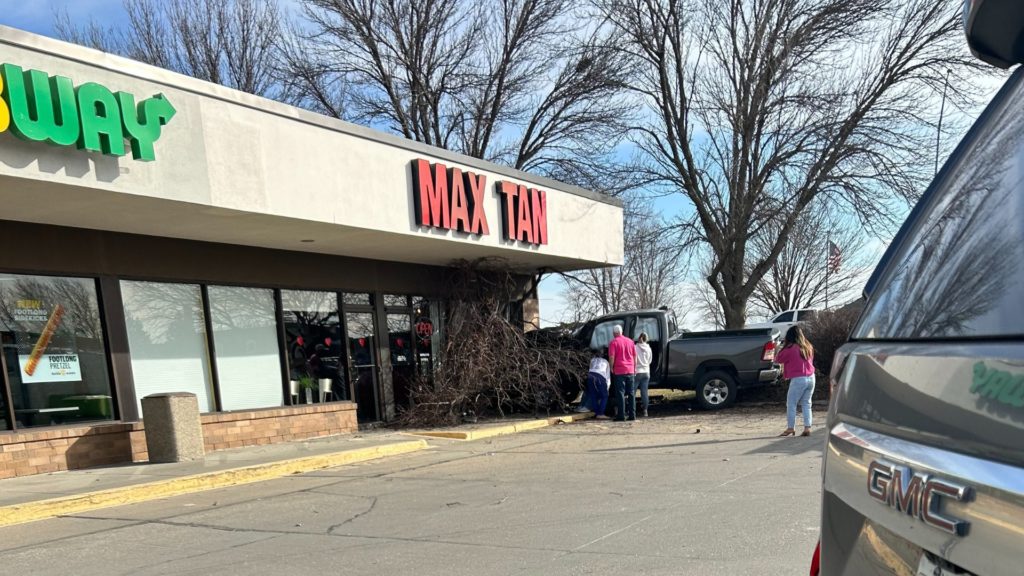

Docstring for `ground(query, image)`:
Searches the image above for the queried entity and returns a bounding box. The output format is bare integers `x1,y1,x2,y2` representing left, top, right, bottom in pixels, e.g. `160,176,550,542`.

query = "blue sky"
3,2,1006,329
2,1,130,36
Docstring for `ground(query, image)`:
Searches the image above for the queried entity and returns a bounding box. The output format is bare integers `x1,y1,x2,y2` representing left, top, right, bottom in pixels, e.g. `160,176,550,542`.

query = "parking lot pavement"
0,406,824,576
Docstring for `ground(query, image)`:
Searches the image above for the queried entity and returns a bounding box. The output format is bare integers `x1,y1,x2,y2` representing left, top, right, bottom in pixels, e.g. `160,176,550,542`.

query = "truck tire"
696,370,737,410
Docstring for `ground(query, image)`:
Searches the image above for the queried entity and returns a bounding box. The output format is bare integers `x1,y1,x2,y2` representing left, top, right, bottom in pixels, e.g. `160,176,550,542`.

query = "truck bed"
674,328,776,340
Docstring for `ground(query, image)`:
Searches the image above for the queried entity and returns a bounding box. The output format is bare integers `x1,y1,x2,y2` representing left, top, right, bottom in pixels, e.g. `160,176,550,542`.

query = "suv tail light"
762,341,776,362
829,347,851,400
827,346,852,424
810,540,821,576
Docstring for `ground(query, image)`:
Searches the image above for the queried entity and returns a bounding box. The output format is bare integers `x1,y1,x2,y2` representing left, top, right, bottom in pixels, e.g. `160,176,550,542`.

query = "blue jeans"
586,373,608,415
787,375,816,429
612,374,636,420
635,372,650,413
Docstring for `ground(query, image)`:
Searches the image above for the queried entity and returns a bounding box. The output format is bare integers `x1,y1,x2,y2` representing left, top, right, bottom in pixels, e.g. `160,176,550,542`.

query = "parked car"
571,309,780,409
814,3,1024,574
746,308,817,337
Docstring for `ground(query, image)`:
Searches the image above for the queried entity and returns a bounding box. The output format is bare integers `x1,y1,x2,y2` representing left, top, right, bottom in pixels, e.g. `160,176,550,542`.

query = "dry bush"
804,301,865,399
397,259,588,427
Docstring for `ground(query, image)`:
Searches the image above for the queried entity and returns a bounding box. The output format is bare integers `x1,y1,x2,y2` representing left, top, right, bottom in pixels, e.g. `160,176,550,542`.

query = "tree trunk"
722,302,746,330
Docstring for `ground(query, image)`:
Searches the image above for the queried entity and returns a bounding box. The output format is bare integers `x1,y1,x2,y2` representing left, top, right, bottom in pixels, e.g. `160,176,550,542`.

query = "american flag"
828,241,842,274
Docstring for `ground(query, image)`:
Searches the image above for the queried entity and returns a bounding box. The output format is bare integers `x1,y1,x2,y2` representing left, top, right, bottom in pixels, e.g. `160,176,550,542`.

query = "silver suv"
815,2,1024,574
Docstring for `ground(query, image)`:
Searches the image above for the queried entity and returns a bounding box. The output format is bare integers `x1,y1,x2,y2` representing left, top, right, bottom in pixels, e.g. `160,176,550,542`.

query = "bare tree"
596,0,990,327
399,259,589,426
560,200,689,320
281,0,636,187
560,266,632,322
748,202,875,318
55,0,283,96
688,254,729,330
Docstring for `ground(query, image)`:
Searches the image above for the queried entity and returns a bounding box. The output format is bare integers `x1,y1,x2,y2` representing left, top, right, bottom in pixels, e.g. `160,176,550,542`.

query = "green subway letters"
0,63,175,161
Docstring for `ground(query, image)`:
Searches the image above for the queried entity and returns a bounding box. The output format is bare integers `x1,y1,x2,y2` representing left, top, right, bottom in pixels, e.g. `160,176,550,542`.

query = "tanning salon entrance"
283,292,439,424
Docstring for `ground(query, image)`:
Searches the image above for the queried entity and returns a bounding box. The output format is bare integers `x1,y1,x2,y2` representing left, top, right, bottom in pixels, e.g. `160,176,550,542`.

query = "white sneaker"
574,406,591,413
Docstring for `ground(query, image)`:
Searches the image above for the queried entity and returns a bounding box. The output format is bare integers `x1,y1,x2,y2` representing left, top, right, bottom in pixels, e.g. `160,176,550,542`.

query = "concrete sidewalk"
0,431,429,527
0,413,593,527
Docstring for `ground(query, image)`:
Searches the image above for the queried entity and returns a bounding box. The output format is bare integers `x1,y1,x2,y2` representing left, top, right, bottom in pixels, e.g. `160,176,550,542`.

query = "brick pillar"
522,297,540,332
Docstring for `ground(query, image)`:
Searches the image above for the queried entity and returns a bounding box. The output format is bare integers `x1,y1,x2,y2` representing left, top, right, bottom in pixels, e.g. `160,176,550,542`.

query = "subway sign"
412,159,548,245
0,63,175,161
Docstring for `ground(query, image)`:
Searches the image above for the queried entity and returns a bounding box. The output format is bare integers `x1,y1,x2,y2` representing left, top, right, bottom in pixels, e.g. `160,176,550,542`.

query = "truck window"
797,310,816,321
773,311,794,323
633,316,661,342
855,70,1024,339
590,319,625,349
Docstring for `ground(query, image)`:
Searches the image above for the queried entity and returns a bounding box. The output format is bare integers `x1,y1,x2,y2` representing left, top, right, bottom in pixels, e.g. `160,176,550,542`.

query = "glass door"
345,310,380,422
385,312,415,413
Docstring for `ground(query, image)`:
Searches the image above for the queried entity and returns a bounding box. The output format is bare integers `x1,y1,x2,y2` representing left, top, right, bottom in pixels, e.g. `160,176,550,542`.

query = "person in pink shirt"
607,325,638,421
775,325,816,437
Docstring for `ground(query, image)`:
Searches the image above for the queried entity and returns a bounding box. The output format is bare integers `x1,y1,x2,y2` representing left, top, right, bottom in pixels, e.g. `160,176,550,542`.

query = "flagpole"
935,68,952,177
825,232,830,310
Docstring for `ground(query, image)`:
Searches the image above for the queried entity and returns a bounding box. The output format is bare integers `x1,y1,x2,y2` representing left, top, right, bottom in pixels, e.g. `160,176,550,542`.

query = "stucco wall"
0,27,623,271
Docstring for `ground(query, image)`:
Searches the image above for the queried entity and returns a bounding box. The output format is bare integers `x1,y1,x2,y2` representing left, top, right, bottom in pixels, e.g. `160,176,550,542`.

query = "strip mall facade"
0,27,622,478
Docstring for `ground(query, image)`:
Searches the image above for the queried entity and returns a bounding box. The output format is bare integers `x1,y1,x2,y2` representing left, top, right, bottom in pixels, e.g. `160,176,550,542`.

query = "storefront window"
384,294,409,308
208,286,283,411
121,281,215,413
343,293,373,306
0,274,114,428
281,290,343,403
0,356,9,428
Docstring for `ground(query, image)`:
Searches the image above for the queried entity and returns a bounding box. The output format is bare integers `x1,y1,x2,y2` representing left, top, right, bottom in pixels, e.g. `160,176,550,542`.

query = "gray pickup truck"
573,309,780,409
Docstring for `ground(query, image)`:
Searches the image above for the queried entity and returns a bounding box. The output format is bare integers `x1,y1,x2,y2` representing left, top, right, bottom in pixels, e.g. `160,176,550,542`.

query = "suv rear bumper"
822,422,1024,576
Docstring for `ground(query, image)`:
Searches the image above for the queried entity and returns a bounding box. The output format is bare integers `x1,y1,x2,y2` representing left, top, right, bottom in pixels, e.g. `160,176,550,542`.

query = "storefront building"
0,27,623,478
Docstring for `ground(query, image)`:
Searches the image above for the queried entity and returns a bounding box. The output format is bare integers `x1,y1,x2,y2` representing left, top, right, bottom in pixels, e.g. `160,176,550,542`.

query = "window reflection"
281,290,343,403
387,313,414,411
342,293,373,306
346,311,377,421
413,297,436,376
0,274,113,428
384,294,409,308
208,286,282,411
857,90,1024,339
122,281,214,413
633,317,661,342
590,319,624,349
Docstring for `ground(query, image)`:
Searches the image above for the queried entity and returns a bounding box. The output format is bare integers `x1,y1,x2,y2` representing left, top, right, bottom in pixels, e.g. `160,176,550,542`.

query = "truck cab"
578,308,677,387
574,309,780,409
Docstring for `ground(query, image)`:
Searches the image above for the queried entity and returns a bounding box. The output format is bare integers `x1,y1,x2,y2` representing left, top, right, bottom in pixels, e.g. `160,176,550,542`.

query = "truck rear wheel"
696,370,737,410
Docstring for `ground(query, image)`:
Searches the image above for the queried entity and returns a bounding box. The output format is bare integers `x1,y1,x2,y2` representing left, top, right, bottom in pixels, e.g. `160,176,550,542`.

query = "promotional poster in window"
11,299,81,383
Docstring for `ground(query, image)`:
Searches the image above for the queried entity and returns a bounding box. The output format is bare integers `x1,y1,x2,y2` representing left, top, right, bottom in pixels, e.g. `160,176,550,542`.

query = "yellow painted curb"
414,412,594,441
547,413,595,425
0,439,429,528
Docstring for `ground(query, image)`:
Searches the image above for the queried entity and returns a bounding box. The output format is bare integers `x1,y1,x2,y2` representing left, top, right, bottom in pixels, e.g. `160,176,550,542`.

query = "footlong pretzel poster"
13,299,81,383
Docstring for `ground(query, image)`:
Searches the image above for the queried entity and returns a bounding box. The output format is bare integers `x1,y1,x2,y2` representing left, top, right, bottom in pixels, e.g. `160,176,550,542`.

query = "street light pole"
935,68,952,176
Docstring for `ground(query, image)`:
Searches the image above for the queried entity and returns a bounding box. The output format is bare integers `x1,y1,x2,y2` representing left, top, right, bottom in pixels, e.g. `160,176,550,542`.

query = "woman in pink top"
775,325,816,437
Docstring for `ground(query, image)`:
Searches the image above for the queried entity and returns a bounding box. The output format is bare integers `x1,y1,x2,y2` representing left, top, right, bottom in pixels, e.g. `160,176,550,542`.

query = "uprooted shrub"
396,259,589,427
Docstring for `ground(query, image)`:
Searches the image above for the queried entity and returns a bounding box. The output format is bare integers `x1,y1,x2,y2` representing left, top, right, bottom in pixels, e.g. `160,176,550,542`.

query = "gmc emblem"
867,460,972,536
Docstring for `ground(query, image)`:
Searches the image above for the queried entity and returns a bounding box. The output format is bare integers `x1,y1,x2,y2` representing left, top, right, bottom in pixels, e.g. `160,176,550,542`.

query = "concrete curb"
412,413,594,441
0,439,430,528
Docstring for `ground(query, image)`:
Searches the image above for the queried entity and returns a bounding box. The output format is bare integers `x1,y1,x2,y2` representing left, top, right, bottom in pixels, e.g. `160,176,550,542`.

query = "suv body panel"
821,63,1024,575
